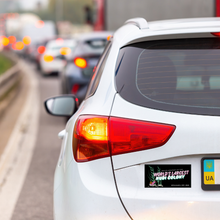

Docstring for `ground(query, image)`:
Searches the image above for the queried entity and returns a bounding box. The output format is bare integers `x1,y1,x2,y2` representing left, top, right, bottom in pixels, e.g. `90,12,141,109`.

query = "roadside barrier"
0,53,22,117
0,64,21,101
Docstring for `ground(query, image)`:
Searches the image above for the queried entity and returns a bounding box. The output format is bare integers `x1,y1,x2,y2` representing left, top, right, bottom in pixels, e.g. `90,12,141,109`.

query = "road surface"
0,59,66,220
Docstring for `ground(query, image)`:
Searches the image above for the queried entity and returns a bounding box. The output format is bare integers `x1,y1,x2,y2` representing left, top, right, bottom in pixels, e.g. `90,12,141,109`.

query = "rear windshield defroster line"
115,38,220,116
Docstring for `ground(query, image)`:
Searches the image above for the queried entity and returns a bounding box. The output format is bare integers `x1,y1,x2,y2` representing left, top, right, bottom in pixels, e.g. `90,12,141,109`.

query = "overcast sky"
19,0,49,10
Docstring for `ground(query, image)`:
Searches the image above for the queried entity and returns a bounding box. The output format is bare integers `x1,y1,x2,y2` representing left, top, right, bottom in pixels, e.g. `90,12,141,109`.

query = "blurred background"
0,0,219,37
0,0,219,68
0,0,218,49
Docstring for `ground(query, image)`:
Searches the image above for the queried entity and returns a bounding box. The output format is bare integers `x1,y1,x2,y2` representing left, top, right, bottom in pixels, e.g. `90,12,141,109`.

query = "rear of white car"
40,39,76,75
53,18,220,219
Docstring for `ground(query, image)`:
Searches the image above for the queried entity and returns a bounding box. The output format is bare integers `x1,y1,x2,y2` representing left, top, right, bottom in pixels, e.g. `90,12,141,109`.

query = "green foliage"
147,166,155,182
0,54,14,76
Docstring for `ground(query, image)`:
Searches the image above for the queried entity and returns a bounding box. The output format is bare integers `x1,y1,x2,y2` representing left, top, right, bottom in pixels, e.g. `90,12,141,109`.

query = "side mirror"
44,95,78,117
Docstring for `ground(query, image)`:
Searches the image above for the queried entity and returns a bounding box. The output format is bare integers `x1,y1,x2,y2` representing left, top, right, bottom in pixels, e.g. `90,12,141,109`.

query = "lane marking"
0,60,40,220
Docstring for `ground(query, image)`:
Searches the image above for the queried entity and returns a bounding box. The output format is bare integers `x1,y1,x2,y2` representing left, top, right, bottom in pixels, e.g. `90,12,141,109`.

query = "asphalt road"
10,61,65,220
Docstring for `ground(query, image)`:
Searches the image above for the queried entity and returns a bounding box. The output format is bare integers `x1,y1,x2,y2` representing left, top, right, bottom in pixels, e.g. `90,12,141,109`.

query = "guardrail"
0,53,22,117
0,64,21,101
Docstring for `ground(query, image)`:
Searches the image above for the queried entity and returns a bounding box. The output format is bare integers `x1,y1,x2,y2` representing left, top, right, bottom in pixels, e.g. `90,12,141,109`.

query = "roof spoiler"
124,17,149,30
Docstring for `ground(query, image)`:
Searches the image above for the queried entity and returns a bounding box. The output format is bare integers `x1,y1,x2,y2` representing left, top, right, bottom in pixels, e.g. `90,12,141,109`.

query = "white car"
40,38,76,75
45,17,220,219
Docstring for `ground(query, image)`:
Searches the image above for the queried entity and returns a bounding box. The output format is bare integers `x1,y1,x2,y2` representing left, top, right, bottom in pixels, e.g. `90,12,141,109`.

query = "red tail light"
37,46,46,54
73,115,176,162
35,20,44,28
109,117,175,155
74,57,87,68
56,38,63,45
211,33,220,37
71,84,80,94
8,36,16,44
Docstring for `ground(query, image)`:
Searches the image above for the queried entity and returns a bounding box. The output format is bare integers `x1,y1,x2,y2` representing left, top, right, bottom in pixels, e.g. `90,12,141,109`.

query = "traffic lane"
11,65,65,220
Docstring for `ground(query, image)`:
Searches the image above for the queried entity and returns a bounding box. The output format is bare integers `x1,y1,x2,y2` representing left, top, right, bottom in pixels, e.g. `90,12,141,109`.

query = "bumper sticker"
145,164,191,188
201,158,220,190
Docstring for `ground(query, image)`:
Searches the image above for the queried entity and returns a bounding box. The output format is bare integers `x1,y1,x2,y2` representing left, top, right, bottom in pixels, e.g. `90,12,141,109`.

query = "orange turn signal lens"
80,117,108,141
73,116,109,162
60,47,71,55
107,35,112,41
44,55,54,62
23,36,31,45
15,41,24,50
74,57,87,68
1,37,9,46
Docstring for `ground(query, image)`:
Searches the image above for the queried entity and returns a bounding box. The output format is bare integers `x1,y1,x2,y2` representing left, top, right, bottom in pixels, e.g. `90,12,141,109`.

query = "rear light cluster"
38,46,46,54
44,55,54,62
23,36,31,45
211,32,220,37
73,115,176,162
71,84,80,94
60,47,71,55
74,57,87,68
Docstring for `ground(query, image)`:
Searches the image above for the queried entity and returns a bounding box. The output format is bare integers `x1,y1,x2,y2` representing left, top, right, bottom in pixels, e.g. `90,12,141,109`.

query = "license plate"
201,158,220,190
145,164,191,188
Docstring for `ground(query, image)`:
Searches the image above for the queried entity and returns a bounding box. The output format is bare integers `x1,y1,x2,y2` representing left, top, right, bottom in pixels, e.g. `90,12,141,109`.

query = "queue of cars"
26,32,111,102
39,38,76,76
44,17,220,219
59,31,112,103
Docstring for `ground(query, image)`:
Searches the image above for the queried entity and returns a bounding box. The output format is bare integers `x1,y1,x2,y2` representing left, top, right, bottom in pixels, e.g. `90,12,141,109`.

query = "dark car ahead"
60,31,112,103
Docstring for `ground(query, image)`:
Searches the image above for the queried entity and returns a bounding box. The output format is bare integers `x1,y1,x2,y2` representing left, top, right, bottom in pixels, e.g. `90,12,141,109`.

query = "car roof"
148,17,220,31
46,39,76,48
113,17,220,47
75,31,113,42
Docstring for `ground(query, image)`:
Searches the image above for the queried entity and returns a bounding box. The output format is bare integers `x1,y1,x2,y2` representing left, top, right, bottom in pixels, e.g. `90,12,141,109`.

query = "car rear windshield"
83,39,107,54
115,38,220,116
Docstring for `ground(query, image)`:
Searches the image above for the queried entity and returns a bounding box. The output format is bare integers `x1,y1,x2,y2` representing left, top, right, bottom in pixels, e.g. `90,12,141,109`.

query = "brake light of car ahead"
38,46,46,54
73,115,176,162
71,84,80,94
74,57,87,68
211,32,220,37
44,54,54,62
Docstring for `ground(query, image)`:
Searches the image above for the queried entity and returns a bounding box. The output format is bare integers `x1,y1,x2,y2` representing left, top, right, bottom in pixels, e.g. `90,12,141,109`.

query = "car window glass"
85,41,112,99
116,38,220,116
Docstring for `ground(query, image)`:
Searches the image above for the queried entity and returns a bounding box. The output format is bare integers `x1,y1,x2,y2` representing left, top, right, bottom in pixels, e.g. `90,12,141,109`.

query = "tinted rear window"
115,38,220,116
83,39,107,53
